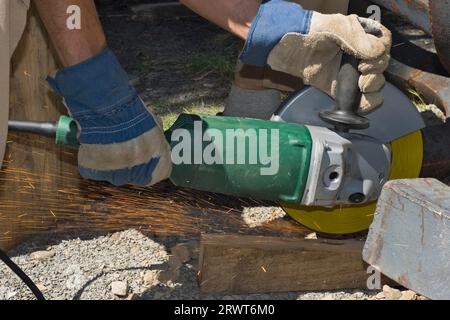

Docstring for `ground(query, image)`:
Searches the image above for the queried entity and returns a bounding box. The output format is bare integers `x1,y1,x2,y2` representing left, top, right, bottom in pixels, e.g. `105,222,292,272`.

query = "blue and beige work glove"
47,49,172,186
240,0,392,114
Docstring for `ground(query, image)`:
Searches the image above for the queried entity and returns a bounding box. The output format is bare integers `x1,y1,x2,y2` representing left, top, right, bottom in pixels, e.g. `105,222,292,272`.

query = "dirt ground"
99,2,239,128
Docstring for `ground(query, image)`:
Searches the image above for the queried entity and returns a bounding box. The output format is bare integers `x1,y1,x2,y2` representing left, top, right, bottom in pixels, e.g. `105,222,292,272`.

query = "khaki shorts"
0,0,29,167
235,0,349,91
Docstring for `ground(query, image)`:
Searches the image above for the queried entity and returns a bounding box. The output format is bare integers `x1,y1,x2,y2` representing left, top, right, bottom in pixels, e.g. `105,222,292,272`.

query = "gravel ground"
0,229,425,300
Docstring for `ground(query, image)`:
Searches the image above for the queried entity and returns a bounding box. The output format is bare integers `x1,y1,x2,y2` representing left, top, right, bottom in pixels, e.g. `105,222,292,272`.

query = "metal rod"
8,120,57,138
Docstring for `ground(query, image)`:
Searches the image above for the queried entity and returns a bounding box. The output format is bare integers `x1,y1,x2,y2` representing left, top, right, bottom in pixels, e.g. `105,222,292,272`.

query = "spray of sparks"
0,134,307,249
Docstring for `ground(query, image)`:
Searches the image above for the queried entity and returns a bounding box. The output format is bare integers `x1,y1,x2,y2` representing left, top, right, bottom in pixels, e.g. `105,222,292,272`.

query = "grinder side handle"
319,54,370,131
336,54,362,118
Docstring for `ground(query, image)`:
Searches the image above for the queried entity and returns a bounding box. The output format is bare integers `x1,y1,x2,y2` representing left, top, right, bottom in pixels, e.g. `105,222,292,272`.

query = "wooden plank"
0,4,78,250
363,178,450,300
198,234,373,294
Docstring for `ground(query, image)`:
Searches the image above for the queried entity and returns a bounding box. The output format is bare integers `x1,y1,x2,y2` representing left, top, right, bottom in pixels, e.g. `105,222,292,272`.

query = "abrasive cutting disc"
282,130,423,235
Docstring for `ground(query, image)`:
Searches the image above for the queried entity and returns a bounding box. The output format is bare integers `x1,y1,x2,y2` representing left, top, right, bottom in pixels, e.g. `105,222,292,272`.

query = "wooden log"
198,234,374,294
363,178,450,300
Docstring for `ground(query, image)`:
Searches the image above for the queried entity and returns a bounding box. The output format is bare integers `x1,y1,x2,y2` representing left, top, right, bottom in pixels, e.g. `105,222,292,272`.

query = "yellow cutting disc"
282,130,424,235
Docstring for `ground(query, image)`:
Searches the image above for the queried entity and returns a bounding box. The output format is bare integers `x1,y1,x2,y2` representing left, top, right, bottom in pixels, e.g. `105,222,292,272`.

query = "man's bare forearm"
35,0,107,67
36,0,260,67
180,0,261,40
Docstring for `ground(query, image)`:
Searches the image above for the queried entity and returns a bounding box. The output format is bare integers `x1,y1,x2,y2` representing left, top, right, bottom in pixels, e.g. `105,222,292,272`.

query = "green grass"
183,53,235,82
408,88,428,112
408,88,446,122
151,99,223,130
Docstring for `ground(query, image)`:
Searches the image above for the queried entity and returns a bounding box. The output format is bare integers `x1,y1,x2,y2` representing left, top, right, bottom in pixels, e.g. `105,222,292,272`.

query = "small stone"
305,233,318,240
30,250,55,261
36,284,47,292
130,246,140,255
400,290,418,300
5,291,17,299
171,243,192,263
110,232,121,241
143,271,159,287
372,291,385,300
111,281,128,297
383,285,402,300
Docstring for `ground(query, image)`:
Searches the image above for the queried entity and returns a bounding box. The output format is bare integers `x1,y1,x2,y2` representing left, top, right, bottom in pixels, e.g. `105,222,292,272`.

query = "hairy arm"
180,0,261,40
35,0,106,67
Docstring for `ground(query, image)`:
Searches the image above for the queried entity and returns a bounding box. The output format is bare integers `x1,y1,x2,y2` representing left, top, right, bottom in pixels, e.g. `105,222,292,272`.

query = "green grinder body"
166,114,312,203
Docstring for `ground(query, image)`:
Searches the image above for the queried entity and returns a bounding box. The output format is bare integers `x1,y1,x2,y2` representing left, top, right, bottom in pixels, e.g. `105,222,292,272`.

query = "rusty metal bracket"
386,58,450,118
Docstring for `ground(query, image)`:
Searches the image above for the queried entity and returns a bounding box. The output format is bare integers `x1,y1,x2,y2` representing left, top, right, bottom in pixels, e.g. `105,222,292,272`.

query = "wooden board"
0,4,79,250
198,234,375,294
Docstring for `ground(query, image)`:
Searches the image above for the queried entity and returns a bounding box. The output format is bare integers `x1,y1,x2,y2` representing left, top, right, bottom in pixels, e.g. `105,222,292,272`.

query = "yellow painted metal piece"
282,131,424,235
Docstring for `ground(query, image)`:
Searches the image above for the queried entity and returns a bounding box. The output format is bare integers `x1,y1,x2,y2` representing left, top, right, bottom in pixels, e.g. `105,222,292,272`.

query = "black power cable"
0,248,45,300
